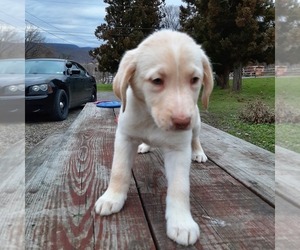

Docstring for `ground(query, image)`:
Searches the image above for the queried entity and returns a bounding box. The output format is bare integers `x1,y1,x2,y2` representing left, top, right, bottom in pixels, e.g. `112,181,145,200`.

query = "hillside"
44,43,95,63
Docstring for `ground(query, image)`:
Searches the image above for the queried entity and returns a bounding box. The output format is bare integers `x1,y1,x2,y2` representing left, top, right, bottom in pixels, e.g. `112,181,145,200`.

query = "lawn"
275,77,299,111
275,76,300,153
276,124,300,153
97,78,276,152
97,83,113,92
200,77,275,152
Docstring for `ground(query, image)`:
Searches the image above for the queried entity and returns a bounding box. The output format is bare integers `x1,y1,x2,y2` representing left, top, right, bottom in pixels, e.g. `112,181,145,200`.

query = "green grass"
275,77,300,153
97,83,113,92
276,124,300,153
200,77,275,152
97,78,277,152
276,77,300,110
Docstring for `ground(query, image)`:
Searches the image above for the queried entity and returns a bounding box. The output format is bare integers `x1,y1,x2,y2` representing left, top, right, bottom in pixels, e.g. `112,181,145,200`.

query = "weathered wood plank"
0,140,25,249
134,149,275,249
26,104,155,249
275,146,300,249
275,146,300,205
26,103,276,249
201,123,275,206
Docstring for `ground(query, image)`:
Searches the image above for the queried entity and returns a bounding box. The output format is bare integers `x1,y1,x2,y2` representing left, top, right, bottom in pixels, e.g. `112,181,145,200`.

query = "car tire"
90,87,97,102
52,89,69,121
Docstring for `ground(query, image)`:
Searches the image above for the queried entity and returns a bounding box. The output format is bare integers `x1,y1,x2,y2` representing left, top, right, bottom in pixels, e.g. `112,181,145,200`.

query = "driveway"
25,91,118,153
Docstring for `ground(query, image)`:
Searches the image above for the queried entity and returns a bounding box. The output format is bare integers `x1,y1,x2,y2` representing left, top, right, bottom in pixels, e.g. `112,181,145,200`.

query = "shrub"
276,99,300,124
239,99,275,124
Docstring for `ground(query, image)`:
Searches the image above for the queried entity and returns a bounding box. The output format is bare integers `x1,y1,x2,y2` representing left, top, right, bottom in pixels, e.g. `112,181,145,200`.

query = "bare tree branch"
161,5,181,30
0,26,23,58
25,23,54,58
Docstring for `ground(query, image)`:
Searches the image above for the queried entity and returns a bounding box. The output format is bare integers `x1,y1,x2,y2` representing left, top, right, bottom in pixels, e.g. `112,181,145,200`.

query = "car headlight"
4,84,25,95
28,84,52,95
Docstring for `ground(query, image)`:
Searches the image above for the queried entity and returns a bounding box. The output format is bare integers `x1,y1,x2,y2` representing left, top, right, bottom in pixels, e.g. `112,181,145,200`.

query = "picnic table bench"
25,103,275,249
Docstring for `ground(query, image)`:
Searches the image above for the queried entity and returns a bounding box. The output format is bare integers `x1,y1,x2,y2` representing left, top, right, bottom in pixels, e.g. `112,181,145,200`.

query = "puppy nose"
172,116,191,130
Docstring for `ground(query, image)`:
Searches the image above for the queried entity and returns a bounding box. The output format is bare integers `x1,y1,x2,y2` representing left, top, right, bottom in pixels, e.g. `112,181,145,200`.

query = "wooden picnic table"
25,103,275,249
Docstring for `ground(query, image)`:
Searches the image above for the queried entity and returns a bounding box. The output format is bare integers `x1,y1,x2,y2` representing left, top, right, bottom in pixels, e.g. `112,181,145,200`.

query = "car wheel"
52,89,69,121
90,87,97,102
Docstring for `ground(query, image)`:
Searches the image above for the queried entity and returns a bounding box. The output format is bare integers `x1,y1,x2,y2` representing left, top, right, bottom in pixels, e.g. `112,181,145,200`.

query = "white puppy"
95,30,213,246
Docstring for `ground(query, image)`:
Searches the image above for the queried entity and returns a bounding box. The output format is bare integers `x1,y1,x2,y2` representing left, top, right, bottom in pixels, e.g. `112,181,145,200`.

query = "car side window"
75,63,89,77
71,63,78,71
67,63,80,76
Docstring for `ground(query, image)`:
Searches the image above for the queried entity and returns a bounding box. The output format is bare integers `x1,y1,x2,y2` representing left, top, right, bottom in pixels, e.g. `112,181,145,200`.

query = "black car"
0,58,24,122
25,58,97,121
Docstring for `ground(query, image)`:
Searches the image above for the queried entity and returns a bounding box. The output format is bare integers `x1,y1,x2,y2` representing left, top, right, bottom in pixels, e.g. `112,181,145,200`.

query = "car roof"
26,58,68,62
0,58,24,61
25,58,82,65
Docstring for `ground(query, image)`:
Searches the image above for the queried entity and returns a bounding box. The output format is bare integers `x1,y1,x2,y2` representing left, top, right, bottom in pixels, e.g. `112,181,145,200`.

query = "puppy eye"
152,78,164,86
191,77,199,84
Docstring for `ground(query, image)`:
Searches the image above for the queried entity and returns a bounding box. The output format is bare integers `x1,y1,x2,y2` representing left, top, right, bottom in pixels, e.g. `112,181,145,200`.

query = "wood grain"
133,149,274,249
26,104,155,249
0,139,25,249
275,146,300,206
26,103,275,249
201,123,275,206
275,146,300,249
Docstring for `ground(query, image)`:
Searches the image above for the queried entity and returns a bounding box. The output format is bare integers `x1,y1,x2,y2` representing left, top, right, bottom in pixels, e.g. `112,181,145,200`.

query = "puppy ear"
113,49,137,112
201,54,214,110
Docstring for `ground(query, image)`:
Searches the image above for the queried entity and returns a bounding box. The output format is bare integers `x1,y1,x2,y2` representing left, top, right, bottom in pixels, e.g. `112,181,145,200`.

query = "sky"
1,1,24,37
1,0,183,48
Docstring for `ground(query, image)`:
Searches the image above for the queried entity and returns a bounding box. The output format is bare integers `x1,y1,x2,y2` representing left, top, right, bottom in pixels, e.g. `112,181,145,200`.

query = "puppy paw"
192,150,208,163
137,143,151,154
95,191,126,216
166,215,200,246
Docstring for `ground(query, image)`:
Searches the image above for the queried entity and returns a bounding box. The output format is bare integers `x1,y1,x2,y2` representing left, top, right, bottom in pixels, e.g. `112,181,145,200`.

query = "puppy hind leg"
191,137,208,163
95,133,137,216
191,113,207,163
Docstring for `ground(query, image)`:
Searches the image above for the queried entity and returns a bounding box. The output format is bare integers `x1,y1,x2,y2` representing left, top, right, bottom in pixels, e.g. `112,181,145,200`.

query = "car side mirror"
66,68,80,75
70,69,81,75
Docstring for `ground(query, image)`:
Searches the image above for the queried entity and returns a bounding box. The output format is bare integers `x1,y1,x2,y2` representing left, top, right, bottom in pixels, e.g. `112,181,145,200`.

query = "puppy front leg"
95,131,137,216
164,148,200,246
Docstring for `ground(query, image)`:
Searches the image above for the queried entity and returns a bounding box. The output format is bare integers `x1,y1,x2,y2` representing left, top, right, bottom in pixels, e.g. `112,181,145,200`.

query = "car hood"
0,74,25,87
25,74,65,86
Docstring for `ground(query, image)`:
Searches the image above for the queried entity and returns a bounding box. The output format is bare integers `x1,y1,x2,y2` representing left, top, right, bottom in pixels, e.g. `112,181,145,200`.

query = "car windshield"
0,59,25,74
26,60,65,74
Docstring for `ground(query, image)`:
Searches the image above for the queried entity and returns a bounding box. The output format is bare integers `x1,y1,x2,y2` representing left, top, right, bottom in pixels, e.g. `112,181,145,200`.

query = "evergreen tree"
90,0,165,73
276,0,300,64
180,0,274,91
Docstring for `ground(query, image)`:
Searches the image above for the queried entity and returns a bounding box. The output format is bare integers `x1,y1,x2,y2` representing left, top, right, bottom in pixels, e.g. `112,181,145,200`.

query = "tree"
180,0,275,91
231,0,275,91
0,26,23,59
90,0,165,73
161,5,181,30
25,23,54,58
276,0,300,64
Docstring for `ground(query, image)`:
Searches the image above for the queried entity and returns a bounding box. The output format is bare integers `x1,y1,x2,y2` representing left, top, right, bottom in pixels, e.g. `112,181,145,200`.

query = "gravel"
25,91,117,154
25,107,83,153
0,123,24,155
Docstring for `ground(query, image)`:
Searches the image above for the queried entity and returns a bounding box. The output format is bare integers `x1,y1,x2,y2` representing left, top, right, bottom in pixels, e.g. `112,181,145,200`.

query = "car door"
75,63,94,102
67,63,84,106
